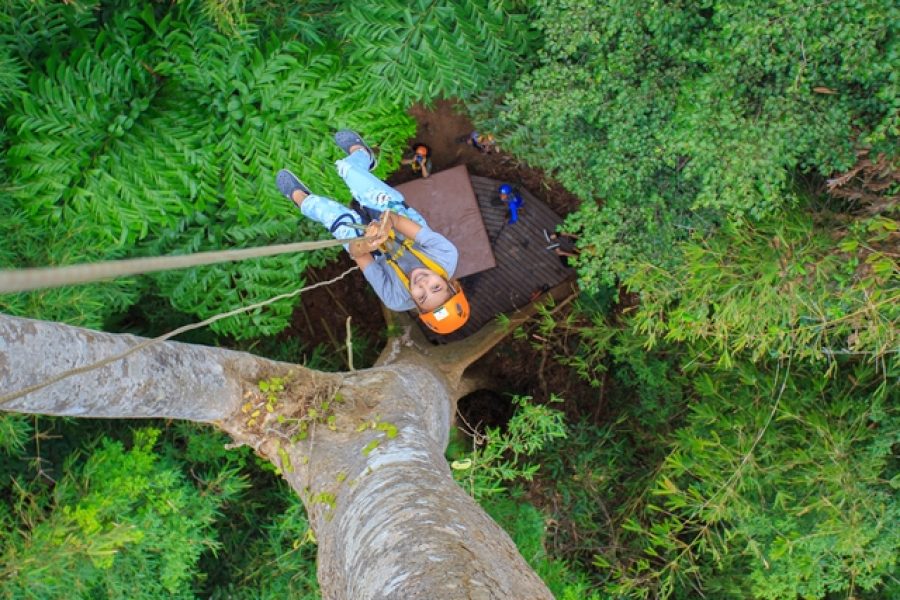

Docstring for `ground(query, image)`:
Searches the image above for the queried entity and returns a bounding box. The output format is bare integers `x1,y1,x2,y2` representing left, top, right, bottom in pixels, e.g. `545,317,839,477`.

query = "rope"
0,237,363,294
0,266,359,406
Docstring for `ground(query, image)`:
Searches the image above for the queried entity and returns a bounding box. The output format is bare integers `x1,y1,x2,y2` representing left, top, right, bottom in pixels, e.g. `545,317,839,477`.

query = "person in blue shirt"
498,183,523,224
276,131,470,334
466,131,497,154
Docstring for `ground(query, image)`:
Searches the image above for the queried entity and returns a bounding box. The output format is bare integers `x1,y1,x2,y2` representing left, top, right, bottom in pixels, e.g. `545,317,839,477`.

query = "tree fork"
0,314,553,598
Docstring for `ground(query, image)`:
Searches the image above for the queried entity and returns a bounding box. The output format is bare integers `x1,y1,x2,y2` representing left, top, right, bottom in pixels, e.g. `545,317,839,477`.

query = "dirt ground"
281,100,599,429
385,101,581,218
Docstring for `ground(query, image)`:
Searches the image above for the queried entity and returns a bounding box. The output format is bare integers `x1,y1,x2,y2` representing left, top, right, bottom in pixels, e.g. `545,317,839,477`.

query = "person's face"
500,192,509,201
409,268,452,312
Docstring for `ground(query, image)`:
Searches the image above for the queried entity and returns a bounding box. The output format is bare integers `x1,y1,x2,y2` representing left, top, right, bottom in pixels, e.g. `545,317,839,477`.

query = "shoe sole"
334,130,377,171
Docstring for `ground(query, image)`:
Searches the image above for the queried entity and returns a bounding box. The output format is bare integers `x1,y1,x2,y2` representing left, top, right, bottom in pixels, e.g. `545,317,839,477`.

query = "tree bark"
0,314,294,421
0,315,552,599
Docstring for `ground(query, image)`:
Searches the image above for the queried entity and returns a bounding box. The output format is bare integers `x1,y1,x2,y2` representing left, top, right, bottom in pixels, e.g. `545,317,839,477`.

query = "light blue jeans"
301,149,426,246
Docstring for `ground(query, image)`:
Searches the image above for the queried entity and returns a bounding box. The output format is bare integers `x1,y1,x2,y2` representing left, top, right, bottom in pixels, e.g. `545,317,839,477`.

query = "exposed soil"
281,100,598,427
385,100,581,217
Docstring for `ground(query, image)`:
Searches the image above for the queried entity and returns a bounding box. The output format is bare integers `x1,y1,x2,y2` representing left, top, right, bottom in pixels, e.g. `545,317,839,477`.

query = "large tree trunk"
0,315,552,599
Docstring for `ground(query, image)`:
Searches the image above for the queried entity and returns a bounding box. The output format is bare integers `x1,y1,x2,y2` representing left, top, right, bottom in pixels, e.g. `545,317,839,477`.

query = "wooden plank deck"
396,165,496,278
420,175,576,342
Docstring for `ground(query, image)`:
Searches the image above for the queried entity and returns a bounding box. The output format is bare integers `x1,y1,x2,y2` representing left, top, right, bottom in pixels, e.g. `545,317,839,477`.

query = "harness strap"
329,212,360,235
382,233,449,292
346,214,449,294
385,255,411,288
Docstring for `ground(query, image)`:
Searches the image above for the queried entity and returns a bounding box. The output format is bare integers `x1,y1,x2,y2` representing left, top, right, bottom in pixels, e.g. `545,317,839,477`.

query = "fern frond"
0,0,98,68
0,47,25,109
6,21,159,227
336,0,535,105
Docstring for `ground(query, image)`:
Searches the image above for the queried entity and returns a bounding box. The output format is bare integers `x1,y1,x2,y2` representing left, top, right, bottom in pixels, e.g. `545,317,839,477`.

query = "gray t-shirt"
361,227,459,312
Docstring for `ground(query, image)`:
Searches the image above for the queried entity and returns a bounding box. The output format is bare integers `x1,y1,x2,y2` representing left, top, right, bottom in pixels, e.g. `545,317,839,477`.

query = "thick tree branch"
1,314,554,599
273,356,551,599
377,283,578,397
0,314,292,421
432,282,578,393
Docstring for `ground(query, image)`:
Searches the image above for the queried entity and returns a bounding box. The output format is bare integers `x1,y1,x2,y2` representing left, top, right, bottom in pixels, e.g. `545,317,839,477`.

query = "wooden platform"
418,174,576,342
396,165,496,279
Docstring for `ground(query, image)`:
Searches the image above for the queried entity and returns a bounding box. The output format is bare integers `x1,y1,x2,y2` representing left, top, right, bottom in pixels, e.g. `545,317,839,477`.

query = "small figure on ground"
465,131,497,154
401,143,433,178
277,130,469,334
543,228,579,267
498,183,524,224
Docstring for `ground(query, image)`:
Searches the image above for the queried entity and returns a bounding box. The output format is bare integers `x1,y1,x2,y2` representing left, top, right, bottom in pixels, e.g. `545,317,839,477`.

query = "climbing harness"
349,215,470,334
383,234,470,335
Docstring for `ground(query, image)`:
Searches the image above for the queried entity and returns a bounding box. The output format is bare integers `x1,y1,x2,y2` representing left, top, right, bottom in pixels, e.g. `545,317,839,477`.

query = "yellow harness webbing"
381,232,448,289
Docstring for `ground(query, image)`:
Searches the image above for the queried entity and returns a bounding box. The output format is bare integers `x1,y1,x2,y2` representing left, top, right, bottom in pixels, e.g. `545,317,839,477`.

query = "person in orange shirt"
401,143,433,178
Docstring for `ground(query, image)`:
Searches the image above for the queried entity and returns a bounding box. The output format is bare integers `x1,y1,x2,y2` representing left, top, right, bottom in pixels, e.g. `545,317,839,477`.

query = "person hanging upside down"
276,130,470,335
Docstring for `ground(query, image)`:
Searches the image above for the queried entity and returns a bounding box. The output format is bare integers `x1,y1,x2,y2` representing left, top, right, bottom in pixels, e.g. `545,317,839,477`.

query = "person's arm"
360,261,416,312
348,248,375,270
407,226,459,278
420,159,431,178
354,212,448,269
382,212,422,241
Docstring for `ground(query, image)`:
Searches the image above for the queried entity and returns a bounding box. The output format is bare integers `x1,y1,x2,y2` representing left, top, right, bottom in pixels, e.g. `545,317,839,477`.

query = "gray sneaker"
276,169,311,207
334,129,377,171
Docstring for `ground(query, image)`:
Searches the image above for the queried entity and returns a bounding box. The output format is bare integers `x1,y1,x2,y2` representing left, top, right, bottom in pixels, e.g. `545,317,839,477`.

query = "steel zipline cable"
0,233,375,405
0,236,363,294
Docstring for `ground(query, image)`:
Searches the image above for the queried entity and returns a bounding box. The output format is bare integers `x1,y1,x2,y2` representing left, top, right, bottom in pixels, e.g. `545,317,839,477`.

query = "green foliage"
627,208,899,366
0,0,535,337
530,321,898,599
0,1,99,70
448,395,567,501
448,397,601,598
0,414,31,456
604,360,898,600
511,291,618,389
336,0,535,105
0,4,152,327
0,46,25,109
530,195,898,598
2,2,896,599
0,427,243,599
0,220,143,331
0,1,417,337
482,495,600,600
164,423,320,599
490,0,899,287
209,486,321,600
0,417,320,599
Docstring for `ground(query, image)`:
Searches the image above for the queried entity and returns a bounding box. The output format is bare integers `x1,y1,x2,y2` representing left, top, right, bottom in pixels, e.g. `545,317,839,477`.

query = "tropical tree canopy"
1,1,897,598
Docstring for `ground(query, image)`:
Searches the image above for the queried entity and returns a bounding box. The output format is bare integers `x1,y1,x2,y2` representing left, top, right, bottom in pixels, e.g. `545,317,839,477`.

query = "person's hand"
364,220,389,249
379,210,395,232
352,211,393,255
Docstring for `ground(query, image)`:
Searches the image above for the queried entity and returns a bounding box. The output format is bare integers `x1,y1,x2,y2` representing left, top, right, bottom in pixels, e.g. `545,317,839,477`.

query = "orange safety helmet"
380,227,470,335
418,281,470,334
